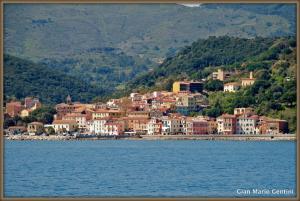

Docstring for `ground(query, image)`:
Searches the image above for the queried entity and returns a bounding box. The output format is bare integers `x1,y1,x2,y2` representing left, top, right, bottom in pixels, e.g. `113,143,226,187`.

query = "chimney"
250,71,253,79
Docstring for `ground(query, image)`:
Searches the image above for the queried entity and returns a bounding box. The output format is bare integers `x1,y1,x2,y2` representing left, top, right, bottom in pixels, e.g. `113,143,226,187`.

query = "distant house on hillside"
172,81,203,93
241,71,256,87
212,69,231,81
223,82,240,92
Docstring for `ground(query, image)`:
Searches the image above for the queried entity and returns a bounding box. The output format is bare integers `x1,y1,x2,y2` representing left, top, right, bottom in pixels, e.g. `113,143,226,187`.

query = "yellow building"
173,81,203,93
27,122,44,135
212,69,231,81
92,109,123,119
234,107,254,115
52,120,77,133
173,81,189,93
20,109,30,117
241,72,256,87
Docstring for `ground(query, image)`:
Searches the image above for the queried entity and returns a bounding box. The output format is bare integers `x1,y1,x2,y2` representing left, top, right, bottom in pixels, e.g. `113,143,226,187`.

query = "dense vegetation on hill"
124,36,276,92
4,4,295,90
4,55,106,104
123,36,296,132
204,3,296,32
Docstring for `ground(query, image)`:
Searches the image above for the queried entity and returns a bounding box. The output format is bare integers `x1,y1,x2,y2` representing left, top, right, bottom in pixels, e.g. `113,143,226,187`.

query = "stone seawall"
5,135,76,141
4,134,296,141
139,134,296,141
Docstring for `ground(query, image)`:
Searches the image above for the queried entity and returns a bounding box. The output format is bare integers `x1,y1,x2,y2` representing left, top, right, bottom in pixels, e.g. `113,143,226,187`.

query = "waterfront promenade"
4,134,296,141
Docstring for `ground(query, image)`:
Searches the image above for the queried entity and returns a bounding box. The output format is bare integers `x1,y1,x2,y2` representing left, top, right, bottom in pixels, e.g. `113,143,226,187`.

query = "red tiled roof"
28,122,44,125
93,109,122,113
241,78,255,81
8,126,27,129
220,114,236,118
123,117,149,121
64,113,86,117
224,82,240,86
94,117,112,120
104,122,123,126
53,120,77,124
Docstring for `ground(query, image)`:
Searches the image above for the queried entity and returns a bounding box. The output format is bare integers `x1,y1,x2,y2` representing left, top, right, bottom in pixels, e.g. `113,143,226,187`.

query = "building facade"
52,120,78,133
236,114,259,135
241,72,256,87
27,122,44,135
224,82,240,92
217,114,237,135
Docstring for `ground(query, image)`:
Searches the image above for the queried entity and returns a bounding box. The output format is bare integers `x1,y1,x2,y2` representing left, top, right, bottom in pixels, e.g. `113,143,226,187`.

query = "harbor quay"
5,134,296,141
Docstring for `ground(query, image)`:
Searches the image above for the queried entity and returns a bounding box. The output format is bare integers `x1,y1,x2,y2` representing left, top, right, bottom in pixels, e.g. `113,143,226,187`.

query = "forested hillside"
4,4,295,90
125,36,276,92
4,55,106,104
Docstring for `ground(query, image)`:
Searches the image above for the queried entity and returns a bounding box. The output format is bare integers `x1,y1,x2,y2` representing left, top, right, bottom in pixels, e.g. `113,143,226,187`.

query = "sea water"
4,140,296,197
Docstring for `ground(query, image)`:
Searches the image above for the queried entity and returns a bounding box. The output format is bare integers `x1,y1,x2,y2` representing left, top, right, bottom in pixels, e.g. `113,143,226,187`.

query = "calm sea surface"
4,140,296,197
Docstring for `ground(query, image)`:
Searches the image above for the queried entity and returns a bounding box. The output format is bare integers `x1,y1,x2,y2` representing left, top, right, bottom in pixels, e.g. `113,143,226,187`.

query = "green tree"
204,80,223,91
46,126,55,135
29,106,56,124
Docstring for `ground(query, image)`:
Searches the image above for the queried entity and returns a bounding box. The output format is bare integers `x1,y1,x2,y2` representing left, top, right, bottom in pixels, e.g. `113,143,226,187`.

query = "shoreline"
4,134,296,141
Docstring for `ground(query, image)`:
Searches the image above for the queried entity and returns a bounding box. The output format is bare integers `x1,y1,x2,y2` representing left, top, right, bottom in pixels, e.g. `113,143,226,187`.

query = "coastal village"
4,69,289,137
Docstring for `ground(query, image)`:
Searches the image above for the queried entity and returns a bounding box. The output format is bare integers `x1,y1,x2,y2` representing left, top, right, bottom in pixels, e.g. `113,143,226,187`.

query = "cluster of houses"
4,79,288,136
5,97,42,118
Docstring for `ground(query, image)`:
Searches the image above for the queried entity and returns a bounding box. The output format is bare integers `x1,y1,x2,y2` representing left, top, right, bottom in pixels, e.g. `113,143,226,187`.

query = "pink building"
104,121,125,135
185,118,208,135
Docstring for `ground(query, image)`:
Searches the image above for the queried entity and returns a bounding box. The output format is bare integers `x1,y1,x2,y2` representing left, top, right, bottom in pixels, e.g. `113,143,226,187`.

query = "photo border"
0,1,299,200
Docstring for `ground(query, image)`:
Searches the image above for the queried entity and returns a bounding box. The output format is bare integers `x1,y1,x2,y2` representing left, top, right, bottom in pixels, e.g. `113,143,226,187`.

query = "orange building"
259,117,288,134
217,114,237,135
92,109,124,119
55,103,78,119
123,117,149,133
63,113,88,130
207,119,217,134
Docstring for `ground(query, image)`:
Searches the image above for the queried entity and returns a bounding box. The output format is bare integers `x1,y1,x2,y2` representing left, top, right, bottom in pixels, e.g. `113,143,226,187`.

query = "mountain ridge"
4,4,296,92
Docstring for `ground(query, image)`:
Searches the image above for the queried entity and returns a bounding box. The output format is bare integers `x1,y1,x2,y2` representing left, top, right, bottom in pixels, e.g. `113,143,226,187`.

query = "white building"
216,117,224,134
152,91,162,98
88,117,125,135
130,93,142,102
236,114,259,135
224,82,240,92
147,118,162,135
161,116,182,135
88,117,110,134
